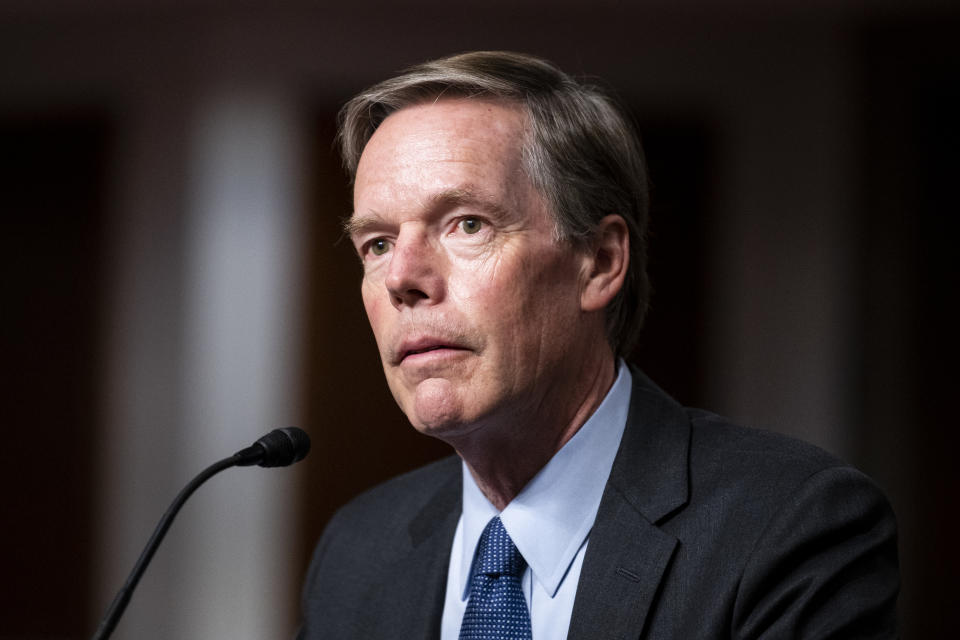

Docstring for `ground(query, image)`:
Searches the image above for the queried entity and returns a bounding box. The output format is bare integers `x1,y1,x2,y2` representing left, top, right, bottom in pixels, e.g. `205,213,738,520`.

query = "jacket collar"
568,367,691,640
608,368,691,523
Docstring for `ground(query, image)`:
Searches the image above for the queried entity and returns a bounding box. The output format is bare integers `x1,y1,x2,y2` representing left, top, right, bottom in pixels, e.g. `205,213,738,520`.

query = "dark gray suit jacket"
298,371,899,639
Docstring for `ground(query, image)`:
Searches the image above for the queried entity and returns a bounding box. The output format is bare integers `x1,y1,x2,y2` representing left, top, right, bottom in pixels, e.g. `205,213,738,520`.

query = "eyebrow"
342,213,383,239
343,187,511,238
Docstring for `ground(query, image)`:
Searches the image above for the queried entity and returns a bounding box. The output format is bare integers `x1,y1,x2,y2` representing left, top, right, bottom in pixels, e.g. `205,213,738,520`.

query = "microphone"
91,427,310,640
233,426,311,467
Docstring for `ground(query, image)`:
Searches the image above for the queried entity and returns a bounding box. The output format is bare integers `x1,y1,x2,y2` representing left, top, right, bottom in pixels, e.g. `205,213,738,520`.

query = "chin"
408,403,468,439
410,403,514,454
409,377,459,417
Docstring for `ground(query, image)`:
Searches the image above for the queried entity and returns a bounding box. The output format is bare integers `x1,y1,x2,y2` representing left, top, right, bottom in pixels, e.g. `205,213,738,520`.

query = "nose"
384,229,445,309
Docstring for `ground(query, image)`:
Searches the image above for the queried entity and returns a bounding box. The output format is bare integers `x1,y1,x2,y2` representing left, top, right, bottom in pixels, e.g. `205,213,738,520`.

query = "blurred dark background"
2,1,957,638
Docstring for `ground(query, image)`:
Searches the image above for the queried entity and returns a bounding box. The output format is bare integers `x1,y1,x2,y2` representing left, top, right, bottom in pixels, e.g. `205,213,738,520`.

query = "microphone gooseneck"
91,427,310,640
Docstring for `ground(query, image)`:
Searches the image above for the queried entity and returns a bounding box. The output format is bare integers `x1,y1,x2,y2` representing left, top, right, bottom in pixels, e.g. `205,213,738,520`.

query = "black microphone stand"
91,450,259,640
90,427,308,640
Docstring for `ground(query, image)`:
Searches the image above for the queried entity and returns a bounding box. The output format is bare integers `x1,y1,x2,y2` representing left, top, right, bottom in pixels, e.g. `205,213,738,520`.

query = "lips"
406,345,447,357
395,337,469,364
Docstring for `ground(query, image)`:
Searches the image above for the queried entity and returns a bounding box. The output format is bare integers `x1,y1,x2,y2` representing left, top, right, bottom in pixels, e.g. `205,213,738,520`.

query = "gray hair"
338,51,650,356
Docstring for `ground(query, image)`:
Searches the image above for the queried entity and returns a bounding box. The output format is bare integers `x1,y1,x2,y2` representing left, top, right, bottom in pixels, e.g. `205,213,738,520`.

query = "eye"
369,238,391,256
459,218,482,234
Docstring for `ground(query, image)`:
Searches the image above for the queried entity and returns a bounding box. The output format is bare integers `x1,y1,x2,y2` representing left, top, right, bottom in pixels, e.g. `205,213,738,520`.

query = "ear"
581,214,629,312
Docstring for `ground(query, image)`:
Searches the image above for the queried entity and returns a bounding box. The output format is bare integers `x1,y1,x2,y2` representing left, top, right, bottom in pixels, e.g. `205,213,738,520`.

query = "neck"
452,351,618,510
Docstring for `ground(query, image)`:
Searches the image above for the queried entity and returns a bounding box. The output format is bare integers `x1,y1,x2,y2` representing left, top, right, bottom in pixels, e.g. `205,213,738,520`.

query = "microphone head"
253,427,311,467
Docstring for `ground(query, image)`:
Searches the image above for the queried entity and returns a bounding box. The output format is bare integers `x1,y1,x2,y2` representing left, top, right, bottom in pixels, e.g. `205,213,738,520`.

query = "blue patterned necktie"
458,516,533,640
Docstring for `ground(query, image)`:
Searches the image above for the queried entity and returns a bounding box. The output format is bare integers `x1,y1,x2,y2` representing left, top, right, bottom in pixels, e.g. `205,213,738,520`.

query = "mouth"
396,338,470,364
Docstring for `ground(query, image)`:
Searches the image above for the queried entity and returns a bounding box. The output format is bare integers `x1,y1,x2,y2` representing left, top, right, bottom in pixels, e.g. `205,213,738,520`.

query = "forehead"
353,98,530,207
368,97,527,156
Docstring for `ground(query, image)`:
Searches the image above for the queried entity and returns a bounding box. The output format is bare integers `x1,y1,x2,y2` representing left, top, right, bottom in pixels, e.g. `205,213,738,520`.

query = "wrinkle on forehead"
352,99,537,224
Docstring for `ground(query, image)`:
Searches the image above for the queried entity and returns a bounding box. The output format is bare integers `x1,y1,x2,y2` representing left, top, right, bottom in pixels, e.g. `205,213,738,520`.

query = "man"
298,51,898,639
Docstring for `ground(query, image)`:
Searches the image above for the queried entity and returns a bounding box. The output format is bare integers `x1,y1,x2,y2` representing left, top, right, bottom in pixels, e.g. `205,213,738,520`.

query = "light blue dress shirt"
440,361,632,640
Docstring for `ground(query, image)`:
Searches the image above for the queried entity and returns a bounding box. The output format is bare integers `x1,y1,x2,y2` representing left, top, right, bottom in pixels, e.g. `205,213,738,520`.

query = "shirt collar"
459,360,632,599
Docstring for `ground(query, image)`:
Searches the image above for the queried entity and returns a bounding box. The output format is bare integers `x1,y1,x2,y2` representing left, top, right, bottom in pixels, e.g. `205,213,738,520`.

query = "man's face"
350,99,593,441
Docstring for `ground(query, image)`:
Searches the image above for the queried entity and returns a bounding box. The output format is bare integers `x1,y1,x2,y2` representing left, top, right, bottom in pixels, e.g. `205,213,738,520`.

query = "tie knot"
473,517,527,578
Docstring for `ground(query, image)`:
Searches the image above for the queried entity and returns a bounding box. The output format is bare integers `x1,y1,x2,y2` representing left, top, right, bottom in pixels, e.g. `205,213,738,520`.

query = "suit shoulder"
684,407,853,482
300,455,460,604
629,367,859,489
665,410,899,637
299,458,460,638
324,454,461,536
678,407,896,537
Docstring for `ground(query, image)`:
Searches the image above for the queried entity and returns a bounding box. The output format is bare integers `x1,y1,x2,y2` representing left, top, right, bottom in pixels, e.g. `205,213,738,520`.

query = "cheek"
450,250,580,347
515,256,586,350
512,247,581,310
448,254,520,323
361,287,391,345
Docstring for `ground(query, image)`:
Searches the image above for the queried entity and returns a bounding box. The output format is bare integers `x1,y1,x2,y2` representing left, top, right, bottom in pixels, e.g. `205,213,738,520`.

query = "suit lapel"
567,495,678,640
367,458,462,639
568,369,691,640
